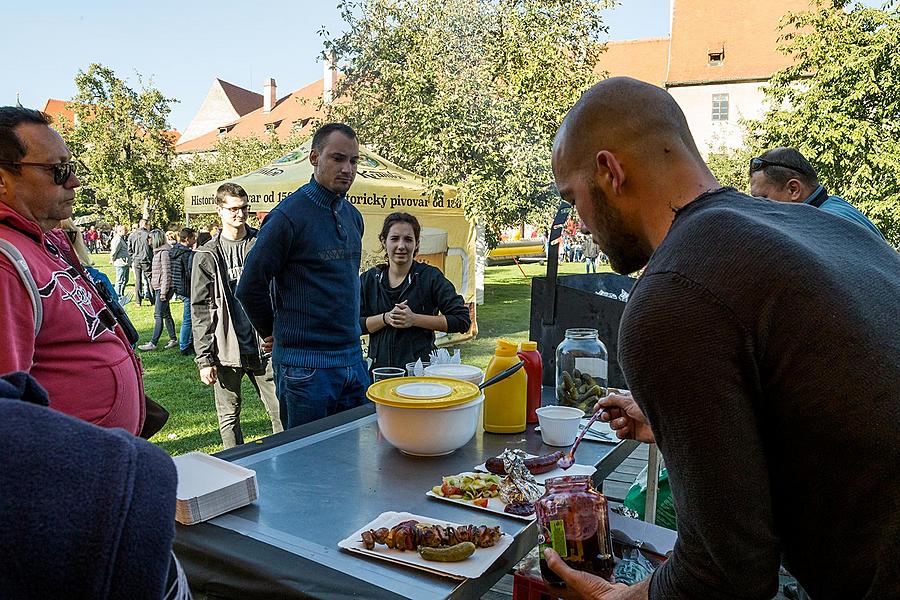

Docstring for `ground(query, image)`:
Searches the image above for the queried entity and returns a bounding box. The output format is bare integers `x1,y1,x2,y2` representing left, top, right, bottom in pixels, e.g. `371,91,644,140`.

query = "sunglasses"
749,157,810,177
0,160,85,185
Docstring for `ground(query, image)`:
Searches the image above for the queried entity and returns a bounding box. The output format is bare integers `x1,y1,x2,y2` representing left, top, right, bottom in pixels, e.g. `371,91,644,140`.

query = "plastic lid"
367,376,481,409
495,339,518,357
423,363,484,382
520,341,538,352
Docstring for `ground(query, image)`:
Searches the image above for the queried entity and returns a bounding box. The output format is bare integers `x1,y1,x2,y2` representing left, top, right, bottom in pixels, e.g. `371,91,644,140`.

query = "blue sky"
2,1,671,132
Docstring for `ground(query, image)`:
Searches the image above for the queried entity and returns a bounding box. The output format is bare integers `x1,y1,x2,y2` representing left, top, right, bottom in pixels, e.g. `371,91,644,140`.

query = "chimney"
323,53,336,105
263,78,276,113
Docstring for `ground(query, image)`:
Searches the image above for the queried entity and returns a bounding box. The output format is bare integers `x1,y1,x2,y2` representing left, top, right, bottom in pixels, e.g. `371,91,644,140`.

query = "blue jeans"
114,265,129,298
177,295,192,351
274,359,370,429
585,256,597,273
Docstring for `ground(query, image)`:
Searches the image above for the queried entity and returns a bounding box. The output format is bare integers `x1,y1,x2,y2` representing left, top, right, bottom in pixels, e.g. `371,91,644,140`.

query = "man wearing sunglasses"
748,147,884,239
0,106,145,436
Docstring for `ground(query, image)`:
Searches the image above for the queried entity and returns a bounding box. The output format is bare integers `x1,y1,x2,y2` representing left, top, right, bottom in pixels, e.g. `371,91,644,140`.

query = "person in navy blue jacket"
236,123,369,429
0,371,187,599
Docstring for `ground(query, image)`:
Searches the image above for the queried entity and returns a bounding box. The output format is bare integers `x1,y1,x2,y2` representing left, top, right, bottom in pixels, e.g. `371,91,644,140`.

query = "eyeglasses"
749,157,810,177
0,160,85,185
221,205,250,214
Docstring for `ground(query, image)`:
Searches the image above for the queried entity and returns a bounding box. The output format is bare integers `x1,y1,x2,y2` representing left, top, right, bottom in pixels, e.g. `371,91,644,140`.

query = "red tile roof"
42,99,76,128
596,38,670,87
666,0,810,84
176,78,327,154
593,0,811,88
217,79,263,117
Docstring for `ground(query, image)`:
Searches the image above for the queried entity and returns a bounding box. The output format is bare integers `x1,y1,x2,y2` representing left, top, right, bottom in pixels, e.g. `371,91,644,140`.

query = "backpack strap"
0,238,43,337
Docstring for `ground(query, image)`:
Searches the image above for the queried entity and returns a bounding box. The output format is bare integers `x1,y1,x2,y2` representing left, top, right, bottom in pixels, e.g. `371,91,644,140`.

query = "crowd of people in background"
558,230,608,272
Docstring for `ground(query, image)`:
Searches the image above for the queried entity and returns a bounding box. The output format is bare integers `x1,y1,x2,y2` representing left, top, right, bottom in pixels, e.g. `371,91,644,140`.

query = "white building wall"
179,83,242,144
668,81,770,157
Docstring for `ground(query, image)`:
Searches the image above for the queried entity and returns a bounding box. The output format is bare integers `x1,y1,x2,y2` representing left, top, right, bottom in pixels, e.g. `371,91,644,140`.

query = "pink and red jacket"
0,203,144,434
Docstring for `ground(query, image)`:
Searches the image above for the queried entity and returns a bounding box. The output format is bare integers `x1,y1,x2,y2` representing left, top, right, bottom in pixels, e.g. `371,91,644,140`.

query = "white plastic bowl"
375,394,484,456
535,406,584,446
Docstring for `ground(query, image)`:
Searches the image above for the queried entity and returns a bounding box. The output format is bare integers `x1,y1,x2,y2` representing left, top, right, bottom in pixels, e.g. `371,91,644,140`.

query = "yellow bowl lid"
367,376,481,409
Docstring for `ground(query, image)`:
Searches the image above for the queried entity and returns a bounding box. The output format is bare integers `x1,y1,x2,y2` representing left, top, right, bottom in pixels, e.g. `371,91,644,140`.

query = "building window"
708,50,724,66
712,94,729,121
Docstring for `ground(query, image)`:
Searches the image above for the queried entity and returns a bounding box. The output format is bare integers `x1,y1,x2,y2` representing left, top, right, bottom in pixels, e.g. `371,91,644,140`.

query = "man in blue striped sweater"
237,123,368,428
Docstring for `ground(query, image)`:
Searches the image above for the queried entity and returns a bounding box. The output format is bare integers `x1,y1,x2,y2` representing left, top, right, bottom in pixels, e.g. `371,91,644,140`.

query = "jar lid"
423,363,484,384
367,376,481,409
564,328,599,338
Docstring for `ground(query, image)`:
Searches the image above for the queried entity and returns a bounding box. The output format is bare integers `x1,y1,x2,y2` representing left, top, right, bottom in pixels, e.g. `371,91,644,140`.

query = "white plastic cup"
405,361,430,376
536,406,584,446
372,367,406,383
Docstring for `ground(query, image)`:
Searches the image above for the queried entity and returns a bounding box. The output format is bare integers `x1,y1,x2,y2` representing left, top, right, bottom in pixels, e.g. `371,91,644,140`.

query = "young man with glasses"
748,147,884,239
0,106,145,435
190,182,282,448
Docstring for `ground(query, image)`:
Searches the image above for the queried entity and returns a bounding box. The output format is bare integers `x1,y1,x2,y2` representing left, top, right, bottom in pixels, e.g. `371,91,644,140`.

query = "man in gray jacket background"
191,183,282,448
128,218,153,306
109,223,130,299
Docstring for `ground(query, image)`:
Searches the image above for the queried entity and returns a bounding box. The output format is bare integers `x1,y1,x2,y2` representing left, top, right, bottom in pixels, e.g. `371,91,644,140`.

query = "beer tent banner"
184,141,478,341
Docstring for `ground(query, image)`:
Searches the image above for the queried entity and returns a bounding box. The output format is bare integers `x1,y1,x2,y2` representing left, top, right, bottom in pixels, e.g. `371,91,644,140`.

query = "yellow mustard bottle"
483,339,527,433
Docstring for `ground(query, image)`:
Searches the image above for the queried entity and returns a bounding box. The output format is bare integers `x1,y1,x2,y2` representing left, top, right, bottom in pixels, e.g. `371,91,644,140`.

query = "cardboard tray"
173,452,258,525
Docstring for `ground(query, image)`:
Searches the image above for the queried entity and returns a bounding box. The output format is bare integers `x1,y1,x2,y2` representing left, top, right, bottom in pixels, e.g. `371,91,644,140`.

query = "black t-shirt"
619,188,900,599
219,235,256,356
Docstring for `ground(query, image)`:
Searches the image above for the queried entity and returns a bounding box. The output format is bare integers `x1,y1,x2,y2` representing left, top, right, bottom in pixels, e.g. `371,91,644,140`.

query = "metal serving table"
175,389,637,599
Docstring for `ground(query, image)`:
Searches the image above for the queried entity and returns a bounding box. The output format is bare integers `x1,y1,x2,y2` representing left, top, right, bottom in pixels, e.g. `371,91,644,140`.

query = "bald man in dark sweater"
546,77,900,600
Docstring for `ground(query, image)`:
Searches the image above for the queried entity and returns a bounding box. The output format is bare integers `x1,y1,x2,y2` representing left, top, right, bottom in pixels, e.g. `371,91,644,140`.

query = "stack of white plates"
172,452,258,525
423,363,484,385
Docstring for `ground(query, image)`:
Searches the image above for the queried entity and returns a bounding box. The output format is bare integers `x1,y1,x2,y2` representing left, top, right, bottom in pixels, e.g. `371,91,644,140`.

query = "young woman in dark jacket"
360,212,471,370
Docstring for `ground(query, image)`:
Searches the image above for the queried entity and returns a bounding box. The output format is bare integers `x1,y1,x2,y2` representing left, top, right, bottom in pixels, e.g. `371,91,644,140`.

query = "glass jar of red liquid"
536,475,615,585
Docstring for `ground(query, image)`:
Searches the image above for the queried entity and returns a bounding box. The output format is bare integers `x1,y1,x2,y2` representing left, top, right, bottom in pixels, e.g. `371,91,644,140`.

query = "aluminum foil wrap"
498,448,543,505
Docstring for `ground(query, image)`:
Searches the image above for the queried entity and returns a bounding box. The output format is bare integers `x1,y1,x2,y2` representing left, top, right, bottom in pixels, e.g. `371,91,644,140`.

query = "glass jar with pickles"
555,328,608,413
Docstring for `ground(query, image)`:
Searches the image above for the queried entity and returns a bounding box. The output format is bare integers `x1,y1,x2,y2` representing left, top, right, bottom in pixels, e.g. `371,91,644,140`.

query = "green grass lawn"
90,254,610,455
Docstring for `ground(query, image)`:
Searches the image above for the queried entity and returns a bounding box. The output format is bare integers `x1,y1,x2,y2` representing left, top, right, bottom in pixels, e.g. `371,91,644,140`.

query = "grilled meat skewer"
360,520,502,551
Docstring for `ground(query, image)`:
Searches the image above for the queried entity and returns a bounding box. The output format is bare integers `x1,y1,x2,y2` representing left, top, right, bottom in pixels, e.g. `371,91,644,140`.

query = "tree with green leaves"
706,144,753,192
175,133,305,192
749,0,900,246
61,64,178,225
322,0,609,246
172,133,306,229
